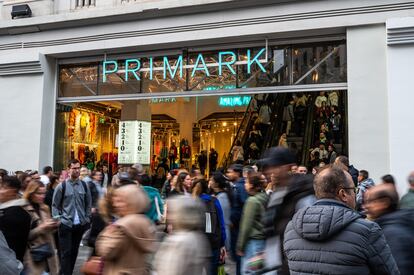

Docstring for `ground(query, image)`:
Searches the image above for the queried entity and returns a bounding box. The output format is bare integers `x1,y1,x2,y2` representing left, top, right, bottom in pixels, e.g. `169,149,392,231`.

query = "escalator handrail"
224,98,255,168
301,95,316,166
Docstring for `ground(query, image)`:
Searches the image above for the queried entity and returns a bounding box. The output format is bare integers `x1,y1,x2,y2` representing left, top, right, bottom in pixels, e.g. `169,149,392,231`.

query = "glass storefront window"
59,64,98,97
58,41,347,98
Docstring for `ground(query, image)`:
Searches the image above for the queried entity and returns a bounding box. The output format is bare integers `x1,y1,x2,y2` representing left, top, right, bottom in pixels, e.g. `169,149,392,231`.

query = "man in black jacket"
260,147,315,275
365,184,414,275
284,166,399,275
0,176,31,262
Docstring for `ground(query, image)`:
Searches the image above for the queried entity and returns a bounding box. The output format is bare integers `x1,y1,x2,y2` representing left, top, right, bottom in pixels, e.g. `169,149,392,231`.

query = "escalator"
222,93,286,168
221,97,257,168
261,93,288,152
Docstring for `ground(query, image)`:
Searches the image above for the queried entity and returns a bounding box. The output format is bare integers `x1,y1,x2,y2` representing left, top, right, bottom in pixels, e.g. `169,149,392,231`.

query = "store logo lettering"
102,48,266,82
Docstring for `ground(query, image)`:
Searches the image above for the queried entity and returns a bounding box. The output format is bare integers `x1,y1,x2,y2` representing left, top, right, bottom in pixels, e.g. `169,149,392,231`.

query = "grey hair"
167,196,205,231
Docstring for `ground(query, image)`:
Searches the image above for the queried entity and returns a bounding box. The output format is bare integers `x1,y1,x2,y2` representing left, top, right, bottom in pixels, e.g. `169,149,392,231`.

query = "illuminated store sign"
102,48,267,82
219,96,251,107
118,121,151,164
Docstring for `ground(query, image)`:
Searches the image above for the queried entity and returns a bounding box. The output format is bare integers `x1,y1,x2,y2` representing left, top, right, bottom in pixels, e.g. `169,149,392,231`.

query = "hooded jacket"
375,210,414,275
284,199,399,275
142,186,164,223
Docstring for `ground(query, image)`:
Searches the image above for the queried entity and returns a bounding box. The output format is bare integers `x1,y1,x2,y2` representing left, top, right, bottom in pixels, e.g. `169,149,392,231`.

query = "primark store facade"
0,0,413,195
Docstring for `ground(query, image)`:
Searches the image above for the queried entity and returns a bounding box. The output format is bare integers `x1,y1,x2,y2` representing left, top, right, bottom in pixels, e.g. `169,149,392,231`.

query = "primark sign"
102,48,268,82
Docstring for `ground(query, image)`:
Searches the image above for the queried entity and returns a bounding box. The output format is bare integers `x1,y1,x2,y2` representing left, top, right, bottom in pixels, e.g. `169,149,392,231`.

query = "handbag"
81,256,104,275
30,243,53,262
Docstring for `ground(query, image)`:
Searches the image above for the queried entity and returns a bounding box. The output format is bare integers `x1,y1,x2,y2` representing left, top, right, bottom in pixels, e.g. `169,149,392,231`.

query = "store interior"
54,90,348,179
54,94,250,173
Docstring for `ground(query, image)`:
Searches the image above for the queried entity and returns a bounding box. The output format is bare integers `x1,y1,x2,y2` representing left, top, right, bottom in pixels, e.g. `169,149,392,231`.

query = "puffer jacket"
284,199,400,275
375,210,414,275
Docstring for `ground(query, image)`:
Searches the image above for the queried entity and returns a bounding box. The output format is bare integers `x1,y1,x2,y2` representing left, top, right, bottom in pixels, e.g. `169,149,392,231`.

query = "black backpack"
204,197,222,250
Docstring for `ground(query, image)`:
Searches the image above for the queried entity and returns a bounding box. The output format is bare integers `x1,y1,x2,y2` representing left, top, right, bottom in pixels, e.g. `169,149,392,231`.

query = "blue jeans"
230,227,241,275
241,239,265,275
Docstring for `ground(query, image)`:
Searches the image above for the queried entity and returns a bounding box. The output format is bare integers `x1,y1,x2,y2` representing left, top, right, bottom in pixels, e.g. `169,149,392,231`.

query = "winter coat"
284,199,400,275
199,193,226,249
96,214,156,275
230,178,248,228
23,204,59,275
0,231,23,275
154,231,210,275
0,199,31,262
237,192,268,252
400,189,414,209
356,178,375,211
348,165,359,186
216,192,231,249
375,210,414,275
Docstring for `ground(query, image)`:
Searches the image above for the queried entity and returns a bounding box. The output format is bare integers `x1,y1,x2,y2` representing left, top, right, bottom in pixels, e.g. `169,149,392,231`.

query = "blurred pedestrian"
154,196,210,275
139,172,164,224
227,163,248,275
260,147,314,274
284,165,399,275
334,155,359,186
400,171,414,209
210,172,231,250
0,168,8,184
365,184,414,275
18,172,32,198
161,170,175,199
381,174,396,185
40,166,53,186
192,177,226,275
237,172,268,274
0,231,23,274
23,180,59,275
52,159,92,275
356,169,375,212
0,176,31,263
96,184,156,274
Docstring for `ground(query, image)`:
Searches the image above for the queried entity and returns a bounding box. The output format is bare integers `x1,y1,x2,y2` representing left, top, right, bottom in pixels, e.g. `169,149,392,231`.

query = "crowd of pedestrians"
0,146,413,275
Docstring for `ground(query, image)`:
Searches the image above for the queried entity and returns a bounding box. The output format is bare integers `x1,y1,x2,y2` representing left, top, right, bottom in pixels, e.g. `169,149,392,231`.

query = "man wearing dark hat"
260,146,315,275
226,163,248,275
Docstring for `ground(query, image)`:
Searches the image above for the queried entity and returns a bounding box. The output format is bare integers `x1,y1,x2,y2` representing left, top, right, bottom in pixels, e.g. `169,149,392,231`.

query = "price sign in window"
118,120,151,164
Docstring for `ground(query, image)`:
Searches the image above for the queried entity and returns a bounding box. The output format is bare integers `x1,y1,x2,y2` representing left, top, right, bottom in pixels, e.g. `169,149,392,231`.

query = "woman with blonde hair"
96,184,156,274
23,180,59,275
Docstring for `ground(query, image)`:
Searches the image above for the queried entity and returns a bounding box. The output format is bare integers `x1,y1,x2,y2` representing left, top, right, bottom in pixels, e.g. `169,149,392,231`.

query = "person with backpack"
209,171,232,250
227,163,248,275
52,159,92,275
192,177,226,275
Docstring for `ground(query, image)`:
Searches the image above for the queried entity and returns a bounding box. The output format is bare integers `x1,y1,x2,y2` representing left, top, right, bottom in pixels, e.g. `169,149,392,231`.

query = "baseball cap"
259,147,296,168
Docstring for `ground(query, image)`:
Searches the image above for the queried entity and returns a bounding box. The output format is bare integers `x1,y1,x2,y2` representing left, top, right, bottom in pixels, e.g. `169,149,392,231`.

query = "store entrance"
54,90,347,184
